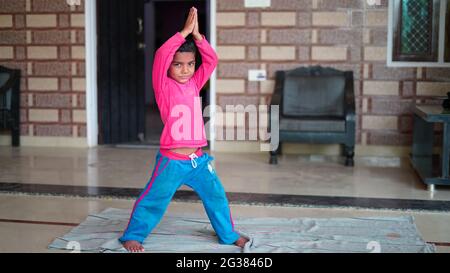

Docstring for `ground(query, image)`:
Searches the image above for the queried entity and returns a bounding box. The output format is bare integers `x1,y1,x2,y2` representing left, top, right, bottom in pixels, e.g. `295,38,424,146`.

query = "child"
119,7,248,253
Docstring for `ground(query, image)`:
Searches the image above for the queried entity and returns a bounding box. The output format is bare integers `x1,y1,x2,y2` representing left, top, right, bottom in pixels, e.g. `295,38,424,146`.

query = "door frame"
84,0,217,149
85,0,98,147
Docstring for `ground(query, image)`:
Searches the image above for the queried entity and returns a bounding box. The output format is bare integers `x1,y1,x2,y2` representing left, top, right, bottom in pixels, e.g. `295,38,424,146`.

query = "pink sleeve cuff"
175,32,187,42
194,35,206,45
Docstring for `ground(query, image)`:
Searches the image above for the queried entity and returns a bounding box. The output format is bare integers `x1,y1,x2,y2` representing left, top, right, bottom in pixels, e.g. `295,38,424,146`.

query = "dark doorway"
97,0,145,145
144,0,208,145
97,0,209,146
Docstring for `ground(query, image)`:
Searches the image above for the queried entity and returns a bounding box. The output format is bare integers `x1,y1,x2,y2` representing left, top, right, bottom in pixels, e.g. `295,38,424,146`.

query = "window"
388,0,450,67
446,0,450,61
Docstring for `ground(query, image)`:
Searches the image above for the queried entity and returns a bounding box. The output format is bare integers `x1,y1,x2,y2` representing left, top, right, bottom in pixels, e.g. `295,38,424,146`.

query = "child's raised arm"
191,9,218,92
191,37,218,92
152,33,185,102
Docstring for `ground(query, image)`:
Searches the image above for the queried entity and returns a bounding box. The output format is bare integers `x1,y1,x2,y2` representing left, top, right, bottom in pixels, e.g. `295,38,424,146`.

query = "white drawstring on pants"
189,153,198,168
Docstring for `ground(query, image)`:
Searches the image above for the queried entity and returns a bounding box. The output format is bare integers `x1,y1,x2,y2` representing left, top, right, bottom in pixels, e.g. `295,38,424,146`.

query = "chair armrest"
269,71,284,107
344,71,356,123
0,70,20,95
268,71,285,129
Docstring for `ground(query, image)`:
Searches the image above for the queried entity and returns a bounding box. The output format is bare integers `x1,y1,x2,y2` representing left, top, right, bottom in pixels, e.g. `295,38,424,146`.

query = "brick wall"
216,0,450,149
1,0,449,151
0,0,86,146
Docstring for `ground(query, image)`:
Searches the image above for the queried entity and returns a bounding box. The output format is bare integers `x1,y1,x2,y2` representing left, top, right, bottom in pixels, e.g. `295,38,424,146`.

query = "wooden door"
97,0,145,144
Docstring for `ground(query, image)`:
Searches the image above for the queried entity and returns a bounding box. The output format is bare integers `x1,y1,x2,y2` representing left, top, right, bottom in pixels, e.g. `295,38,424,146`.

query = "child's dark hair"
177,36,197,55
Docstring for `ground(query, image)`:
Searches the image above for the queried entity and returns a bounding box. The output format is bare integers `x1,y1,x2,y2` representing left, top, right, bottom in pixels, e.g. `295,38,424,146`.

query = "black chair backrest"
280,66,349,118
0,66,20,111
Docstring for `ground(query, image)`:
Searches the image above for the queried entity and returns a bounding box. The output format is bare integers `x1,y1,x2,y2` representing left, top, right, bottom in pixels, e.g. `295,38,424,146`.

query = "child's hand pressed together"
192,8,202,41
180,7,202,41
180,7,198,39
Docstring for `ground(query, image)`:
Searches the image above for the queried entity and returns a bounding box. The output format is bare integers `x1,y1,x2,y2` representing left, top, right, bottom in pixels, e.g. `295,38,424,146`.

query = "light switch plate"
245,0,271,8
248,70,267,81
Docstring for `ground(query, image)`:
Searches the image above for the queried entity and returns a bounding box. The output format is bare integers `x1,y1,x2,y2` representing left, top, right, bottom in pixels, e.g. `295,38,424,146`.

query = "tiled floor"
0,146,449,253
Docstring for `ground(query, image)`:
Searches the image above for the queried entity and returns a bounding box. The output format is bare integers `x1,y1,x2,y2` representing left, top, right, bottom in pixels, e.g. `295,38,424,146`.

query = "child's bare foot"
234,237,249,248
122,241,145,253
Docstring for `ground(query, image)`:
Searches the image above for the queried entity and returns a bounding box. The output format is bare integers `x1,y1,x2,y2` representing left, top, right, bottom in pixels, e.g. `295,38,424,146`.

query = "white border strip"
438,0,447,62
387,0,394,66
85,0,98,147
209,0,217,151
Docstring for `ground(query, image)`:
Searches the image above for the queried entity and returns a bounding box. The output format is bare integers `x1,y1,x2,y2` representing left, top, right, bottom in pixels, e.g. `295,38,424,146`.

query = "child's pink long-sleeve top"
152,32,218,149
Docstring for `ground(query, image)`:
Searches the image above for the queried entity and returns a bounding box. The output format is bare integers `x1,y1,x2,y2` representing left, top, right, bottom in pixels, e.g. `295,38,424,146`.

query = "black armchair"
269,66,356,166
0,65,21,147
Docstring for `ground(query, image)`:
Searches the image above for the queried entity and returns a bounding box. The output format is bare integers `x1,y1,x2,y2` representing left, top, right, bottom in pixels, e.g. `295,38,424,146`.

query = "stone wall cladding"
2,0,449,146
0,0,86,138
216,0,450,146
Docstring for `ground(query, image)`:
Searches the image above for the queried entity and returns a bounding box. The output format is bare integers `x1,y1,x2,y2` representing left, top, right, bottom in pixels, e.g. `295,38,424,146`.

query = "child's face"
168,52,196,84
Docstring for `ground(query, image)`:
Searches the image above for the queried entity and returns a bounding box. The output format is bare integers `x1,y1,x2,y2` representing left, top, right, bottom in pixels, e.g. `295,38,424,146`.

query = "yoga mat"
48,208,435,253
